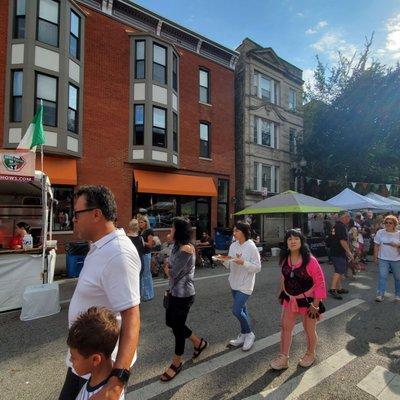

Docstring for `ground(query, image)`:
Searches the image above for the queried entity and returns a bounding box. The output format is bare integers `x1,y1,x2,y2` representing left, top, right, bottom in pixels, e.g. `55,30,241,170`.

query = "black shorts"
331,256,347,275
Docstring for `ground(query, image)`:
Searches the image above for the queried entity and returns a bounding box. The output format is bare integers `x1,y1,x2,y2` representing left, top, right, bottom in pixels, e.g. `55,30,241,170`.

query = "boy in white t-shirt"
67,307,124,400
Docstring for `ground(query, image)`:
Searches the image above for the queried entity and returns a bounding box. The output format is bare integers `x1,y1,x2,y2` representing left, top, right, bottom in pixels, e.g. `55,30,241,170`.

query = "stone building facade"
235,38,304,242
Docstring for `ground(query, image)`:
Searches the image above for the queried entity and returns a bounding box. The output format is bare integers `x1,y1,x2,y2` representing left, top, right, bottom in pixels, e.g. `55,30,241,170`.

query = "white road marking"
244,349,356,400
126,299,364,400
357,366,400,400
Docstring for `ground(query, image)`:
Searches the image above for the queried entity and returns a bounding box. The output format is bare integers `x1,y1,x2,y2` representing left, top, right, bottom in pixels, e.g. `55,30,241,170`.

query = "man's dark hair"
67,307,119,358
75,185,117,222
234,221,251,241
172,217,193,246
16,221,31,232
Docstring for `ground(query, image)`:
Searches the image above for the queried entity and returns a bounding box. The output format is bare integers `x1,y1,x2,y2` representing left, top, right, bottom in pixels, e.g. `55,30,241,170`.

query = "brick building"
0,0,238,248
235,38,304,242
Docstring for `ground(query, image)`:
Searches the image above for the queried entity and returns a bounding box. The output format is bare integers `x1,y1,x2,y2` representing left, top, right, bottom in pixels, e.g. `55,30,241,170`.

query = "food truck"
0,150,56,312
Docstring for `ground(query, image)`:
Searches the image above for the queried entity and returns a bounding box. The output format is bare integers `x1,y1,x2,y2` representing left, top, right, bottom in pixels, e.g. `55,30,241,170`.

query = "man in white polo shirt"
59,186,141,400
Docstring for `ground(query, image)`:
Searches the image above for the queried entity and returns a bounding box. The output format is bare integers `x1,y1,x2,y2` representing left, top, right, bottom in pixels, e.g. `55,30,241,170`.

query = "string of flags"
304,177,399,193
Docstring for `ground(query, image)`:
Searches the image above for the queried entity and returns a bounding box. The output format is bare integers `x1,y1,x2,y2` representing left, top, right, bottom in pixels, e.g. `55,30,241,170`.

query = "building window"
289,128,297,154
11,70,23,122
69,10,80,60
173,112,178,152
67,84,78,133
254,162,279,193
199,122,210,158
253,117,278,148
135,40,145,79
153,43,167,85
36,73,57,126
14,0,26,39
133,104,144,145
253,71,279,104
173,53,178,91
37,0,59,48
199,69,210,103
289,88,297,111
53,186,74,231
152,106,166,147
217,179,229,228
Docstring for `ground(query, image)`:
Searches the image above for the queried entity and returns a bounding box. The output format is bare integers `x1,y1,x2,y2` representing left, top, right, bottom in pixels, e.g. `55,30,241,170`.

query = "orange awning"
37,156,77,185
135,170,217,197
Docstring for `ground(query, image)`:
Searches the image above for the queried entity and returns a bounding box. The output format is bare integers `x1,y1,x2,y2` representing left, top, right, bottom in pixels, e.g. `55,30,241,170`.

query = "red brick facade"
72,6,235,236
1,2,235,248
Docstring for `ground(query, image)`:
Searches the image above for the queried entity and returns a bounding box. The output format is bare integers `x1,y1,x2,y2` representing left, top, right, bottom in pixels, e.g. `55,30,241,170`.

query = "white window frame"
289,88,297,111
253,162,279,193
289,128,297,154
254,116,279,149
253,71,277,104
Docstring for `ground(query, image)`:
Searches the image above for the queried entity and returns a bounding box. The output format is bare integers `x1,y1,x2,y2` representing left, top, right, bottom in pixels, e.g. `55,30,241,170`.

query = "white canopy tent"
327,188,381,210
365,193,400,212
389,196,400,204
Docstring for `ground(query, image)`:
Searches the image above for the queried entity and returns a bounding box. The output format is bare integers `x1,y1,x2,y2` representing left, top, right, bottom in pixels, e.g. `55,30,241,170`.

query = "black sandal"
160,363,183,382
192,338,208,359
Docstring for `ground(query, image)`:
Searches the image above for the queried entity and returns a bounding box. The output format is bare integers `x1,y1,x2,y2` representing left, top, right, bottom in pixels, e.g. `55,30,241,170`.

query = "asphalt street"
1,257,399,400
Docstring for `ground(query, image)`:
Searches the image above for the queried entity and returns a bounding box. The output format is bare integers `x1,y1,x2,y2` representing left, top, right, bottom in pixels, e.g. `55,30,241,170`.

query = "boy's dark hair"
67,307,119,358
234,221,251,241
75,185,117,222
172,217,193,246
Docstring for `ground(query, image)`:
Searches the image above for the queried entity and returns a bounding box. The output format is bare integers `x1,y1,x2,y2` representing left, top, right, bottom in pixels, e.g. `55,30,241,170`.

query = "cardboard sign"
0,150,35,182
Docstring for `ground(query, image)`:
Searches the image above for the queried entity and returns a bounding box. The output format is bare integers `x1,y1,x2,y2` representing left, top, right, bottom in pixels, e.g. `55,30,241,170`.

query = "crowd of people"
59,185,400,400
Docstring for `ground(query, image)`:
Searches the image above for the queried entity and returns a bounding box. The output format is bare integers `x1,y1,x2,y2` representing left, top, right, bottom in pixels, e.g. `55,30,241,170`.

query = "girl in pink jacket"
270,229,327,370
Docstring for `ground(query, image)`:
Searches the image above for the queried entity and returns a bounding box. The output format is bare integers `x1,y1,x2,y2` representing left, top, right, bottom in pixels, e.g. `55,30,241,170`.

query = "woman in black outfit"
160,218,208,382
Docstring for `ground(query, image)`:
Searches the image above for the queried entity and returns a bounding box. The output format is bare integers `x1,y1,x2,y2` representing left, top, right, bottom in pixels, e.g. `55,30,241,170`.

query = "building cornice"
77,0,238,70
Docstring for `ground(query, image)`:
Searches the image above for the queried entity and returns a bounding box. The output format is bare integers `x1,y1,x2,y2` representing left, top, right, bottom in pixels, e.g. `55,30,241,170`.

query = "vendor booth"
235,190,343,258
0,150,56,312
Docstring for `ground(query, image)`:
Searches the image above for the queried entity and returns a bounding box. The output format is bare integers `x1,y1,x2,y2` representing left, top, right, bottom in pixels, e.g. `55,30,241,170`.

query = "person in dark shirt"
328,211,354,300
198,231,216,268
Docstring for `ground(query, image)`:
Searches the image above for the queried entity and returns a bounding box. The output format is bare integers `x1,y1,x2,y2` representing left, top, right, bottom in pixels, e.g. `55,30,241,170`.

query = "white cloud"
305,20,328,35
311,32,357,61
386,14,400,52
302,68,316,90
317,21,328,29
297,12,304,17
374,14,400,65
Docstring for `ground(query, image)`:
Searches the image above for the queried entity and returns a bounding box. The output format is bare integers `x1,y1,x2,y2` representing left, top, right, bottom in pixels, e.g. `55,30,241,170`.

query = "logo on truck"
2,154,26,172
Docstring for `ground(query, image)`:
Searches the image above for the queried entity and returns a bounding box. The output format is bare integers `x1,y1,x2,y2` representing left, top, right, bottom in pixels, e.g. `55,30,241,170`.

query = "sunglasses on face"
384,221,394,225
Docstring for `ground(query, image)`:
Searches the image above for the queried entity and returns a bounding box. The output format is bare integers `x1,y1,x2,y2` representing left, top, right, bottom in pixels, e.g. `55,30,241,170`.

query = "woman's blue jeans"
140,253,154,301
231,289,252,334
377,259,400,296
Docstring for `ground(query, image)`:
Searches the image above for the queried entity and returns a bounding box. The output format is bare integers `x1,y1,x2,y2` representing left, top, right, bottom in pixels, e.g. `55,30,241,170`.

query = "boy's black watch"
110,368,131,385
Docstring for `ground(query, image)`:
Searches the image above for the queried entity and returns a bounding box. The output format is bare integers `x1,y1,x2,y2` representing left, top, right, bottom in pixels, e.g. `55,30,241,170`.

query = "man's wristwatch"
110,368,131,385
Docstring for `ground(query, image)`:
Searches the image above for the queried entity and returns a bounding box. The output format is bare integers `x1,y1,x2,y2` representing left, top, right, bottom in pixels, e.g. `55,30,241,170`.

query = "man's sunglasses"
73,208,97,219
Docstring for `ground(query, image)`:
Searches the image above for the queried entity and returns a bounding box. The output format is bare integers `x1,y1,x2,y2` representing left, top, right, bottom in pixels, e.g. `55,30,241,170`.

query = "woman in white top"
223,221,261,351
373,215,400,302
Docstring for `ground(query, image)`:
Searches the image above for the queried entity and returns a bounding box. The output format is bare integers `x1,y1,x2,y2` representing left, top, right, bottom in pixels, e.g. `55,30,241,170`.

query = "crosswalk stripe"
126,298,364,400
244,349,356,400
357,365,400,399
153,272,230,288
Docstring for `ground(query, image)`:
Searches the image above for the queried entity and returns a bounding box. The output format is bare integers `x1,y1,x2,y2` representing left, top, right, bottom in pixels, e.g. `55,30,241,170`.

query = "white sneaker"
375,295,384,302
229,333,245,347
242,332,255,351
394,296,400,302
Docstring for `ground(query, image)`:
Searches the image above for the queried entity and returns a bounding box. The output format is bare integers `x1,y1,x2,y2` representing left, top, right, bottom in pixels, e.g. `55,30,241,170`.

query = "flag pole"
40,100,44,173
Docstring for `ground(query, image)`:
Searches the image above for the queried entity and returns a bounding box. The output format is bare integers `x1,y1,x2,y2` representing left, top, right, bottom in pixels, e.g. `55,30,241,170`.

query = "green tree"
302,35,400,193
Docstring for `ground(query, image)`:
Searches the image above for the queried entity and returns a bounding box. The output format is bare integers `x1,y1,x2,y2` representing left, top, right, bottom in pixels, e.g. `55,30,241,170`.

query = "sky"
133,0,400,85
